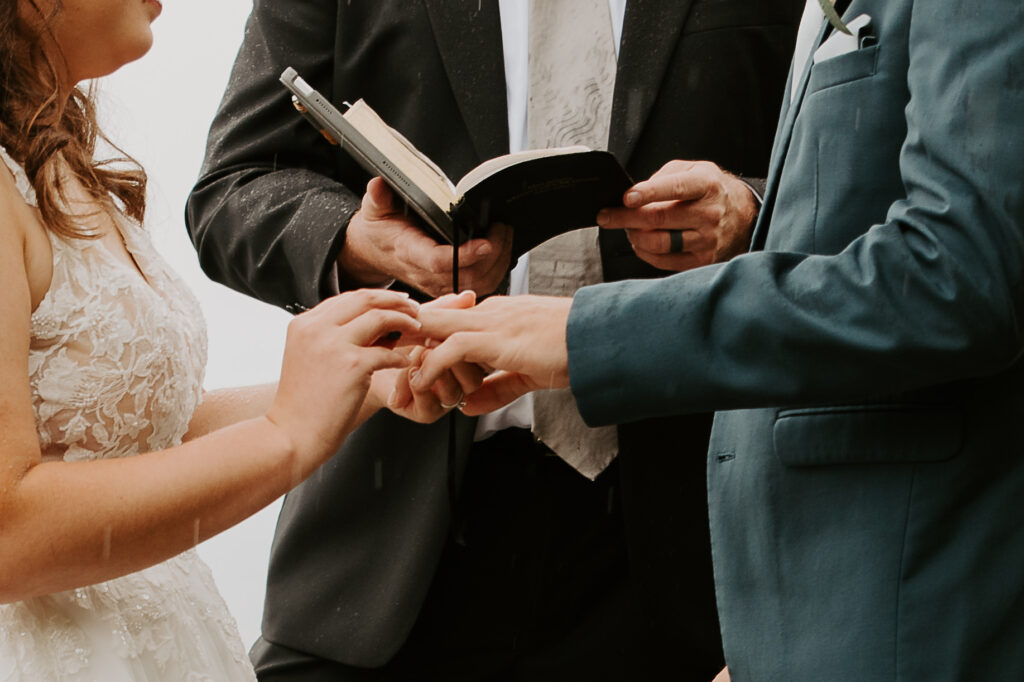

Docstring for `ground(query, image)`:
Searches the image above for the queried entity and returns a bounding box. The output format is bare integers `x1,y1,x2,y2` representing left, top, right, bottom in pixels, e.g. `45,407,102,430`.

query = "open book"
281,67,632,255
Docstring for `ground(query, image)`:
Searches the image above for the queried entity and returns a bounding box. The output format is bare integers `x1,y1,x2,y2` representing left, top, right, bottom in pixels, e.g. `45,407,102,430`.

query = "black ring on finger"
668,230,685,254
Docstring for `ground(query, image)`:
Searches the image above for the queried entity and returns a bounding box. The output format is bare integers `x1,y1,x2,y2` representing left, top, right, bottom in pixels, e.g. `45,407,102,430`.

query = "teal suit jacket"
567,0,1024,679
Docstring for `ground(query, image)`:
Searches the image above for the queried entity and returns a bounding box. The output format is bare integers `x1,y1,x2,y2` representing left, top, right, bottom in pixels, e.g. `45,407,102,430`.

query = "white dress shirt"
791,0,825,102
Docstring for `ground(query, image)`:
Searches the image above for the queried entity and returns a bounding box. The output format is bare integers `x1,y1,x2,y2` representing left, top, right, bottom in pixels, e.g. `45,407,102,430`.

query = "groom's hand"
413,294,573,415
339,178,513,297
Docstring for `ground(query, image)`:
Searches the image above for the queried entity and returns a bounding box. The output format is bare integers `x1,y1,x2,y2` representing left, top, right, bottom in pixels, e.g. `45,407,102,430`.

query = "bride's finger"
357,346,415,374
312,289,420,327
337,309,422,347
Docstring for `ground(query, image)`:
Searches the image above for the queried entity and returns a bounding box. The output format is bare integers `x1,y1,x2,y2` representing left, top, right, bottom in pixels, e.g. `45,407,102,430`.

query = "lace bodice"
0,147,253,680
13,165,209,462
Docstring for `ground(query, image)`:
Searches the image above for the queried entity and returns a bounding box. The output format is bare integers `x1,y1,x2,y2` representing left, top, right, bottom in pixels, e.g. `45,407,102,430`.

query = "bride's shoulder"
0,154,39,239
0,167,32,301
0,155,53,311
0,159,29,240
0,144,33,200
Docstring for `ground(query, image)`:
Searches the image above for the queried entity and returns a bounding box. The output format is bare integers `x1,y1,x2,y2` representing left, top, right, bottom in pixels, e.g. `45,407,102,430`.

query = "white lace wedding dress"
0,147,256,681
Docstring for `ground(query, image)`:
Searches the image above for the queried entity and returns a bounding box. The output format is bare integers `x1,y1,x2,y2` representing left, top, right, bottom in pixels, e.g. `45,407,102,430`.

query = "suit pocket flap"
773,404,963,467
806,44,879,94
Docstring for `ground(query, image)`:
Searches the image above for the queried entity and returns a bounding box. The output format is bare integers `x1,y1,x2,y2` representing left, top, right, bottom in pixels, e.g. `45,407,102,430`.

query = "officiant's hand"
339,178,513,297
596,160,758,272
412,294,573,415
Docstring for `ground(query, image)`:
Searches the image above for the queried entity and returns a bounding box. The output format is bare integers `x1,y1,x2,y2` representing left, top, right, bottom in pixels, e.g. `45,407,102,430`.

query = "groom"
414,0,1024,679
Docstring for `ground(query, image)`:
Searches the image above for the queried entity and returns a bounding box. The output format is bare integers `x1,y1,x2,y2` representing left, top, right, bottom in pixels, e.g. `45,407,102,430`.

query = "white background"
98,1,286,649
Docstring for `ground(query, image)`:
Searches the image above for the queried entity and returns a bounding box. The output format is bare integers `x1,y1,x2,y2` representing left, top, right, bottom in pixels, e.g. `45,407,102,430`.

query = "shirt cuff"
737,176,767,206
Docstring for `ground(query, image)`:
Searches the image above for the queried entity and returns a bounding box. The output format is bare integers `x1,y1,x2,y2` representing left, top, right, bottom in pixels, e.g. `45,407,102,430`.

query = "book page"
454,145,590,197
344,101,457,211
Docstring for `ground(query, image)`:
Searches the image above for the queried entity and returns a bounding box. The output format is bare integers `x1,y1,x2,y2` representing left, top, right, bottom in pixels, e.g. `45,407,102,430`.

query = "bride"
0,1,472,679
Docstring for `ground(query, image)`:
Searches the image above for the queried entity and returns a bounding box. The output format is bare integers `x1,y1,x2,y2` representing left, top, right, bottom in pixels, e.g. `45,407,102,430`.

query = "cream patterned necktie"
526,0,618,480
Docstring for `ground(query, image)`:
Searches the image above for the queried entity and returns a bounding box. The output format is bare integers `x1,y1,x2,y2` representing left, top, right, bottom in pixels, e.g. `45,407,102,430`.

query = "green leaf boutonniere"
817,0,852,35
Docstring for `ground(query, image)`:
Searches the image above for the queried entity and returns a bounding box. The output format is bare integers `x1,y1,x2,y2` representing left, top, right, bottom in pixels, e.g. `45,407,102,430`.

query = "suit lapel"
422,0,509,162
609,0,694,164
750,17,831,250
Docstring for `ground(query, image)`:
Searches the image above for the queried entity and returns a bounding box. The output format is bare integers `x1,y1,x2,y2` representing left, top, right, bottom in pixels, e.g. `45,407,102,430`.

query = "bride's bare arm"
183,384,277,441
182,361,443,442
0,199,420,602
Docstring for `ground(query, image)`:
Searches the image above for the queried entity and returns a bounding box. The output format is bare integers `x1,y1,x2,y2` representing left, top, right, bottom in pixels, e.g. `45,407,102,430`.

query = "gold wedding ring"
440,391,466,410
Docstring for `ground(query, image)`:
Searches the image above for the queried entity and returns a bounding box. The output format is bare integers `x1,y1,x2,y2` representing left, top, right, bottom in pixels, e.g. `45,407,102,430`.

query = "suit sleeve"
185,0,356,311
567,0,1024,425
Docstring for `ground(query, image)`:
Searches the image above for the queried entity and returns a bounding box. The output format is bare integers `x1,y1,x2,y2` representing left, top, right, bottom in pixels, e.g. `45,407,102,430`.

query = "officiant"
186,1,800,679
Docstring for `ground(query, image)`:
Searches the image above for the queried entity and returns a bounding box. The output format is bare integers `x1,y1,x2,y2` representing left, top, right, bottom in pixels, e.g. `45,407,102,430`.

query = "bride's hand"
266,289,421,466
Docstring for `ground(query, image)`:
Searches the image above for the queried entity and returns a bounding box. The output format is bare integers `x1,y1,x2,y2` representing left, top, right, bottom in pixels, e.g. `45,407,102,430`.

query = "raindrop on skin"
102,525,113,560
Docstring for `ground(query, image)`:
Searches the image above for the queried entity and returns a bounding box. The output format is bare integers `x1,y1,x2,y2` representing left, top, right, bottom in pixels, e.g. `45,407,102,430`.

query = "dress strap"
0,144,38,206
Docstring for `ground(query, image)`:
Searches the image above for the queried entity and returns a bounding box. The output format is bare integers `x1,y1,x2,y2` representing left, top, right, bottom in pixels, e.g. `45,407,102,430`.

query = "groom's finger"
423,290,477,310
388,345,425,409
450,360,487,395
388,366,415,410
418,352,464,407
416,307,491,343
459,371,537,416
413,332,498,388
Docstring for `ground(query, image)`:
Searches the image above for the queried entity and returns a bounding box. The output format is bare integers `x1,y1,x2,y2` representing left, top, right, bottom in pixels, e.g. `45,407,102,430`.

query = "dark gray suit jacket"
186,0,799,668
568,0,1024,679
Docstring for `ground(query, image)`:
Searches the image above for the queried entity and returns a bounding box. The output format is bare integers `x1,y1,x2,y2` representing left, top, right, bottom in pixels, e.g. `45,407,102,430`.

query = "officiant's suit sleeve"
185,0,356,311
568,0,1024,423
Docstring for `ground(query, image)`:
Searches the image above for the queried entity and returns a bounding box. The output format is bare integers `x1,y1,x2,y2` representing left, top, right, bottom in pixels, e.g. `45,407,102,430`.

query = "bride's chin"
69,38,155,83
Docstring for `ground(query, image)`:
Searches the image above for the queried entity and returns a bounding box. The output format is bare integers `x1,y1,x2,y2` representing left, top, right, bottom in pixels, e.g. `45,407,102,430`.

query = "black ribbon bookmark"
447,229,463,546
445,208,487,547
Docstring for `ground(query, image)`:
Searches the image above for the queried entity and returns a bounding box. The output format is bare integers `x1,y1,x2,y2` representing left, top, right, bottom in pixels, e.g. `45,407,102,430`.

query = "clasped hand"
378,291,574,422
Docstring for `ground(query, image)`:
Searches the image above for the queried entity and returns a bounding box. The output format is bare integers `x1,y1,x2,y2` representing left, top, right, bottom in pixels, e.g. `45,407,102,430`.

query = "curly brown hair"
0,0,147,238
